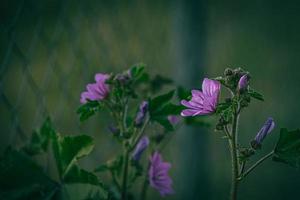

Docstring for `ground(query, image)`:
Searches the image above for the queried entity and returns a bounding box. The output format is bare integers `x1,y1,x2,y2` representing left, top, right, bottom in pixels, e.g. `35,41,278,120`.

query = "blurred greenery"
1,0,300,199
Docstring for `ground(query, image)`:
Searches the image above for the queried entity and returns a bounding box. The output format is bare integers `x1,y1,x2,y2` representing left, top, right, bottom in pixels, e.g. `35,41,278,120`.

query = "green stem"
140,162,150,200
131,117,149,150
229,106,240,200
240,150,274,179
121,149,130,200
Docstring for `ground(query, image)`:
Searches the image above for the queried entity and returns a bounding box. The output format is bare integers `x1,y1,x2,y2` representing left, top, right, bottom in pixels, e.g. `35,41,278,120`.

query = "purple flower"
251,117,275,149
167,115,181,125
132,136,150,161
80,73,110,104
148,152,174,196
134,101,149,126
238,74,249,91
181,78,221,116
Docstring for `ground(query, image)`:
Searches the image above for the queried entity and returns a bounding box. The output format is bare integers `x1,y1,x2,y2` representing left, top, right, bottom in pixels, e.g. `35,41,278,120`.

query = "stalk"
241,150,274,179
229,105,240,200
121,149,129,200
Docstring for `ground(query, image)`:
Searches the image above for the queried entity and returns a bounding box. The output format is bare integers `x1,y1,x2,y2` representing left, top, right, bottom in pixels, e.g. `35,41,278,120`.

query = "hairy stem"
229,105,240,200
121,149,130,200
241,150,274,179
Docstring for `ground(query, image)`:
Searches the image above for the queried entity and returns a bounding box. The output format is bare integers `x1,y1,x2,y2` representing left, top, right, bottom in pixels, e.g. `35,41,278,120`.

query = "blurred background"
1,0,300,199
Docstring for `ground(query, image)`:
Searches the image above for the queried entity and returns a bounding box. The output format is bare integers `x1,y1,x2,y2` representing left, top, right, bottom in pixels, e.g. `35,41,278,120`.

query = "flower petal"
202,78,221,97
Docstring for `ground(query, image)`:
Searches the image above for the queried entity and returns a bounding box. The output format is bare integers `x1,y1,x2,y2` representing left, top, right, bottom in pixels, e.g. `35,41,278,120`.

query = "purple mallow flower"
134,101,149,126
80,73,110,103
168,115,181,125
181,78,221,116
132,136,150,161
148,152,174,196
238,74,249,91
251,117,275,149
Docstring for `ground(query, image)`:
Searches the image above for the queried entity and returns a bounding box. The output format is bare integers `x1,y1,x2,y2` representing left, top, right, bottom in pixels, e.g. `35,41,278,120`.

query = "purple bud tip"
238,74,249,91
108,124,119,135
132,136,150,161
134,101,149,126
168,115,181,125
252,117,275,149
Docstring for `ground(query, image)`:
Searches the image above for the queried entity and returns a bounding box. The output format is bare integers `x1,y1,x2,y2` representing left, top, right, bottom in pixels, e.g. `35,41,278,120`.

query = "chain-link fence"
0,0,174,153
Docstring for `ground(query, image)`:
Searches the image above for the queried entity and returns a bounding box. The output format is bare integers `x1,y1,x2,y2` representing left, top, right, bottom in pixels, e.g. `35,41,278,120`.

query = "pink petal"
95,73,109,82
202,78,221,97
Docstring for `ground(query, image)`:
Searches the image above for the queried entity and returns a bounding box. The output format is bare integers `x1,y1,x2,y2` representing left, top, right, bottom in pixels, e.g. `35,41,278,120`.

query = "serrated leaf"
149,90,175,114
0,148,58,200
273,128,300,168
52,134,94,178
248,88,264,101
77,101,101,122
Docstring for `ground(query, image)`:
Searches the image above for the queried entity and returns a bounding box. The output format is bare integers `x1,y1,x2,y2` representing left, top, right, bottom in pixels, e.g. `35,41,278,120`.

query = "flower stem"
121,149,130,200
229,106,240,200
140,173,149,200
240,150,274,179
140,161,151,200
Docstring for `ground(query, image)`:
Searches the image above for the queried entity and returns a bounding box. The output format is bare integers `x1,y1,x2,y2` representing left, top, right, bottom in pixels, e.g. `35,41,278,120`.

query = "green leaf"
184,117,211,128
216,102,233,123
177,86,191,100
149,90,175,114
22,117,56,155
52,134,94,178
152,116,174,132
151,103,183,117
248,88,264,101
130,63,145,79
150,75,173,93
273,128,300,168
77,101,101,122
64,165,108,199
0,148,58,200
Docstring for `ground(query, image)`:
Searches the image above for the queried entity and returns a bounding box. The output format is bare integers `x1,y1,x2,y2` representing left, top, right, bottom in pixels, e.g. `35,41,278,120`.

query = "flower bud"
132,136,150,161
251,118,275,149
134,101,149,127
224,68,233,76
108,124,120,135
238,74,249,91
167,115,181,125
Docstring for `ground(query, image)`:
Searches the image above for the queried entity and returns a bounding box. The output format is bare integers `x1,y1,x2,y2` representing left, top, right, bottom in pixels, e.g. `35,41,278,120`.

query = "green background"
1,0,300,199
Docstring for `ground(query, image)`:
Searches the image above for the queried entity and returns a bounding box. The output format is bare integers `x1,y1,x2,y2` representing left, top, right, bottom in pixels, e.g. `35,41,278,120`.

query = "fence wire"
0,0,172,150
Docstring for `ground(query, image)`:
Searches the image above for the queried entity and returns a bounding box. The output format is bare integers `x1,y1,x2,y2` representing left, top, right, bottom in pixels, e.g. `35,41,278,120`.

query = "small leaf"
248,88,264,101
77,101,101,122
52,134,94,178
130,63,145,79
149,90,175,114
273,128,300,168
